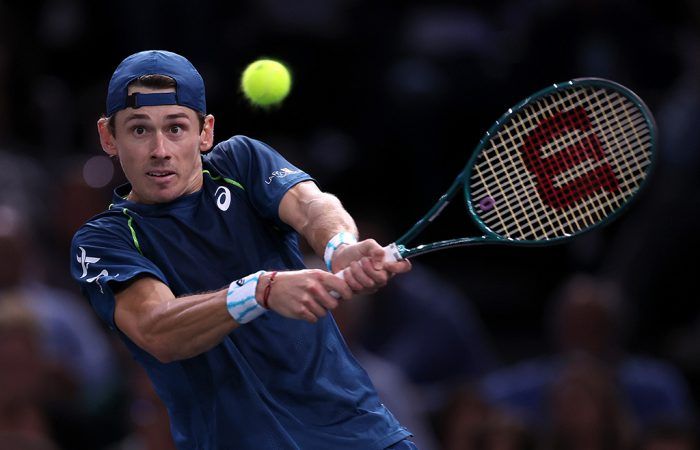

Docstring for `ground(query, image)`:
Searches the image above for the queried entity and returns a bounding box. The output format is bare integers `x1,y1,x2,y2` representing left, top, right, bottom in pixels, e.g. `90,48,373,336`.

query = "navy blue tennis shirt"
71,136,410,449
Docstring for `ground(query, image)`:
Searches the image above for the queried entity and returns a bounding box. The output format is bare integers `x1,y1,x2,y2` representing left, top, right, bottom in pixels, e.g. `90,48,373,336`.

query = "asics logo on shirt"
215,186,231,211
77,246,100,278
265,167,301,185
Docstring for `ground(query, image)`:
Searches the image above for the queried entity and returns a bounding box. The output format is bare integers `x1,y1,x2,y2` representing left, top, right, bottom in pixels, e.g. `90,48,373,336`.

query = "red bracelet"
262,271,277,309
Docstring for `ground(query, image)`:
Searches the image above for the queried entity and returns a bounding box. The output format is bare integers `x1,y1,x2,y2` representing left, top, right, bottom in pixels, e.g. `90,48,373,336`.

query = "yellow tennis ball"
241,59,292,107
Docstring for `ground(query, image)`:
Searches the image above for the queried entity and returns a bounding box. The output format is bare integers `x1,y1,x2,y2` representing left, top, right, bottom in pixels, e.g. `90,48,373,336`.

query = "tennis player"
70,50,415,449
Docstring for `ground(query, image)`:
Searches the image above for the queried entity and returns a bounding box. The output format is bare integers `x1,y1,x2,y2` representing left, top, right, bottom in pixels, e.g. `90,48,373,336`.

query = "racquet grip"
329,243,401,298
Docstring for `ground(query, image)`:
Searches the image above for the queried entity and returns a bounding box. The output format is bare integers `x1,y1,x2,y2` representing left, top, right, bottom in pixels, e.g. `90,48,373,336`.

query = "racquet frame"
389,78,657,260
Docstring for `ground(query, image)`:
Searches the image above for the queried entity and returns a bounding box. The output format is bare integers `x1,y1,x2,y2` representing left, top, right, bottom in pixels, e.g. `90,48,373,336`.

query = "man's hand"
259,269,353,323
331,239,412,294
277,182,411,294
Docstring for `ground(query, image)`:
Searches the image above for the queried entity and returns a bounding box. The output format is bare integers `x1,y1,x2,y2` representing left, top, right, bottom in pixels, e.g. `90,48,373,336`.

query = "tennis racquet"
345,77,656,269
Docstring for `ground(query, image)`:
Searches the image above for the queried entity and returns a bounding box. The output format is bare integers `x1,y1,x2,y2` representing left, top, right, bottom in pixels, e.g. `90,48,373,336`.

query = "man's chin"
130,187,181,205
151,190,182,204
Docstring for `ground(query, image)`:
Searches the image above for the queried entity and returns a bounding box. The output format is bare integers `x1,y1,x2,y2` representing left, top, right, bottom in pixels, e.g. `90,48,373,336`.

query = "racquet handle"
329,243,401,299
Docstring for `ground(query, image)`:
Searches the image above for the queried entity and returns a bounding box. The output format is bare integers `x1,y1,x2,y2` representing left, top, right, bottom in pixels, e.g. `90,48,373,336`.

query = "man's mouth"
147,170,175,178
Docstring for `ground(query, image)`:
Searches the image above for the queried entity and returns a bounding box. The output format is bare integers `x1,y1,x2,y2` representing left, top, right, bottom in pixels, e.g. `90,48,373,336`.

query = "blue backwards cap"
106,50,206,116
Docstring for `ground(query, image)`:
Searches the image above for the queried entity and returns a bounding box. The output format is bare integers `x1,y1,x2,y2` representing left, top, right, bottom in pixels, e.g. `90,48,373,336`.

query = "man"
71,50,414,449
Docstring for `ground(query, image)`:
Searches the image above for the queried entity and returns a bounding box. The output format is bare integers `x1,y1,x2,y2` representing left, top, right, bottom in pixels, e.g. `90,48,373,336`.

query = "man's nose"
151,131,170,158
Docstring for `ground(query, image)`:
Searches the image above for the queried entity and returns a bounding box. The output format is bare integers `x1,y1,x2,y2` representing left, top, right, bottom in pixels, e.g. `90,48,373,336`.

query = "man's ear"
199,114,215,152
97,117,118,157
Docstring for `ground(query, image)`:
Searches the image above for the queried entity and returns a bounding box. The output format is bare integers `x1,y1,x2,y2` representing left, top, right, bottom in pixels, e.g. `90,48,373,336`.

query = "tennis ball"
241,59,292,107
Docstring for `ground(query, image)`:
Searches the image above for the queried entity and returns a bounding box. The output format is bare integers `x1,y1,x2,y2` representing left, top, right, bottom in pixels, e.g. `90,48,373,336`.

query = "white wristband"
226,270,267,324
323,232,358,272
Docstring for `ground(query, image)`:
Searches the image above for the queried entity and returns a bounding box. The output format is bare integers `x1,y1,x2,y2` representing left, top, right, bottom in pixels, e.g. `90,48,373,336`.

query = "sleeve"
207,135,315,226
70,219,168,330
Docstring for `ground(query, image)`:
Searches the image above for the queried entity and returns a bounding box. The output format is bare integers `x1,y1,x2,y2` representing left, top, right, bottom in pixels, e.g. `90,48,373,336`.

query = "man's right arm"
114,270,353,363
114,276,235,363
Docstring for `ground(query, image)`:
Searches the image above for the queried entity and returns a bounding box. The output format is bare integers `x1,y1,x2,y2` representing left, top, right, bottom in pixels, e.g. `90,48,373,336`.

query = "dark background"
1,0,699,448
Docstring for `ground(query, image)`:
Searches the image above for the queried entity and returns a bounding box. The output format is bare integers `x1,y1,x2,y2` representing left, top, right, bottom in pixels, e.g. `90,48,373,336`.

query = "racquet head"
465,78,656,244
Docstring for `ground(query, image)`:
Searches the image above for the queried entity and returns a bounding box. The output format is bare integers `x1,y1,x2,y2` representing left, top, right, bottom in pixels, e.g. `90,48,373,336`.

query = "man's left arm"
279,181,411,293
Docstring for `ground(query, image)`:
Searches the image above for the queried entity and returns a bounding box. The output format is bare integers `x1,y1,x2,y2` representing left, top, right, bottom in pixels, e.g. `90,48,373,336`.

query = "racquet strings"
469,85,653,241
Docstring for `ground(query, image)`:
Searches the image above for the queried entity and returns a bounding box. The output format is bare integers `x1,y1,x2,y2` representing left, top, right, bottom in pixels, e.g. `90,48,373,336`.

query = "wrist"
324,232,358,272
260,271,277,309
226,270,267,324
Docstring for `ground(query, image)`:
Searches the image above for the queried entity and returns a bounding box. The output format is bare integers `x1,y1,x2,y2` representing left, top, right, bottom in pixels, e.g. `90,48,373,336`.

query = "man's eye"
133,127,146,136
170,125,182,134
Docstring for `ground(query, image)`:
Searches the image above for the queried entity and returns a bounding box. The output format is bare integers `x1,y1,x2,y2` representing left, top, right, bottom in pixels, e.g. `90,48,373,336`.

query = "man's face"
100,86,214,204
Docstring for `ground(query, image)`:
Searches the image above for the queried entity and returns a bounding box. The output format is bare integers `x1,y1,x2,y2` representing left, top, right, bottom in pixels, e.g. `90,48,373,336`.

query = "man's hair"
106,74,206,135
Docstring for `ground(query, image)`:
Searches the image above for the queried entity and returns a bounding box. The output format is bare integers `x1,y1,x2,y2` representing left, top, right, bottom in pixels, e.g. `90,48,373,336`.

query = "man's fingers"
364,240,386,269
349,260,375,288
308,302,328,319
360,258,388,285
384,259,412,274
264,254,408,325
340,269,364,292
311,282,343,309
300,309,319,323
322,274,352,301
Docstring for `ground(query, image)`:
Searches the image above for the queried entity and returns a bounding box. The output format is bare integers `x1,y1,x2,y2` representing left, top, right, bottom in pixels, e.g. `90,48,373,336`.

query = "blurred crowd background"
1,0,699,449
